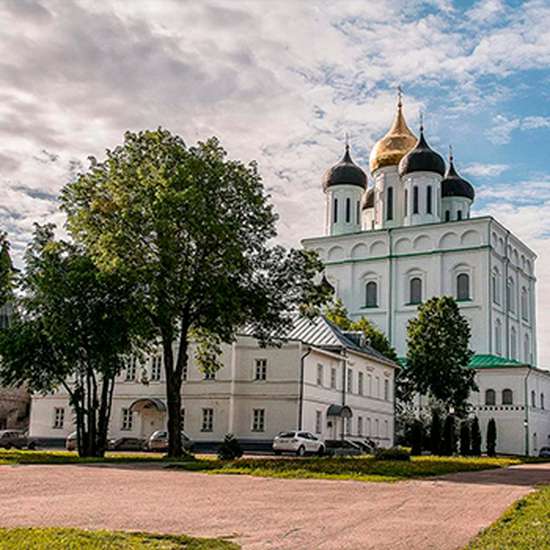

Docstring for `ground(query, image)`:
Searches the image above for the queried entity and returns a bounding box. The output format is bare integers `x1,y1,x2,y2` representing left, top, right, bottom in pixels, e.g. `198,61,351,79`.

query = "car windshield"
278,432,295,438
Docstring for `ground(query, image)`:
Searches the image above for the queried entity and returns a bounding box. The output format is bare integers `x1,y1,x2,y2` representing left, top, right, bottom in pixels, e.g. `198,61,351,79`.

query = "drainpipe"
504,230,510,358
298,346,311,431
524,367,531,456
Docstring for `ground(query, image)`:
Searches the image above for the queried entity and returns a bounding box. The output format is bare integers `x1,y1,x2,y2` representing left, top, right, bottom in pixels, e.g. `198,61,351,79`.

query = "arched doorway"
129,398,166,440
326,404,353,440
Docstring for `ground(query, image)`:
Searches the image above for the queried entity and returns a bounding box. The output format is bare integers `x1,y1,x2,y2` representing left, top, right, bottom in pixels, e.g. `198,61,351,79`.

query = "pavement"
0,462,548,549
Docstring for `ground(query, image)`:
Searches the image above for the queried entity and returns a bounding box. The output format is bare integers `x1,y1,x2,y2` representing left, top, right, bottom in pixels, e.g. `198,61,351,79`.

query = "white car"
272,431,325,456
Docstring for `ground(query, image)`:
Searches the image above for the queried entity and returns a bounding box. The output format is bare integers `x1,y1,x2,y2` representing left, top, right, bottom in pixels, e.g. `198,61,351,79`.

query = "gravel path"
0,462,548,549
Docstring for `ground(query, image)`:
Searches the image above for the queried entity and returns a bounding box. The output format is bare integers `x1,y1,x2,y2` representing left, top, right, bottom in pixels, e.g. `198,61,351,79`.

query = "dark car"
325,439,364,456
0,430,36,450
108,437,146,451
538,446,550,458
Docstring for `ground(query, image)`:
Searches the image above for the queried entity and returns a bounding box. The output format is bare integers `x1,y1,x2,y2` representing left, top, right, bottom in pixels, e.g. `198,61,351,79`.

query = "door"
140,408,165,440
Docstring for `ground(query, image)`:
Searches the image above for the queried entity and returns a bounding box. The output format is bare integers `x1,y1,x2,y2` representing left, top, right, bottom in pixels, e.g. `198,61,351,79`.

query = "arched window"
502,389,513,405
426,185,432,214
356,201,360,224
541,393,545,410
511,327,517,359
492,269,501,305
457,210,463,220
333,198,338,223
521,287,529,321
413,186,419,214
409,277,422,305
524,334,530,363
531,390,536,408
485,389,496,406
495,319,502,356
507,277,515,312
387,187,394,221
445,210,451,222
404,189,408,215
457,273,470,301
365,281,378,308
345,198,351,223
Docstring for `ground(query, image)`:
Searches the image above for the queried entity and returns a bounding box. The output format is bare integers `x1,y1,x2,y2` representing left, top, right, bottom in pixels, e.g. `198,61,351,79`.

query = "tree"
62,130,330,457
442,414,456,456
0,225,149,457
410,419,423,455
459,420,471,456
471,416,482,456
0,233,15,312
430,409,442,455
487,418,497,457
406,296,476,413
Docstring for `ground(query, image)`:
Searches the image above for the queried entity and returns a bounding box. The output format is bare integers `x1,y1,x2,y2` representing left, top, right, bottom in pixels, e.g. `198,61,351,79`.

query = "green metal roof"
398,354,529,370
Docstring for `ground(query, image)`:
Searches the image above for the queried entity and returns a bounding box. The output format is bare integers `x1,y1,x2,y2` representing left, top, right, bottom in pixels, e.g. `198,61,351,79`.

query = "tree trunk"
163,333,183,457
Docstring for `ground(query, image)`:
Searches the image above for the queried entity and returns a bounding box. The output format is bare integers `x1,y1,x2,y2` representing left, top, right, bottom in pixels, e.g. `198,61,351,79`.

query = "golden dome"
369,98,417,173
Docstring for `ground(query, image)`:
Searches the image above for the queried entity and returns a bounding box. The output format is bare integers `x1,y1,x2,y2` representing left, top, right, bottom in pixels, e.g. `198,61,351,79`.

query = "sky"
1,0,550,364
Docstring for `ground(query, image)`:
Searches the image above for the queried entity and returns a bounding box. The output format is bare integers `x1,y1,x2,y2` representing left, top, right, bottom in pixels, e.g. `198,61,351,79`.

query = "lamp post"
523,418,529,457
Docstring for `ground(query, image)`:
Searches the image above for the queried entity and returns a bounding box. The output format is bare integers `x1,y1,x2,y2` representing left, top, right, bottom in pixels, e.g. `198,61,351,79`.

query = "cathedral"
303,94,550,456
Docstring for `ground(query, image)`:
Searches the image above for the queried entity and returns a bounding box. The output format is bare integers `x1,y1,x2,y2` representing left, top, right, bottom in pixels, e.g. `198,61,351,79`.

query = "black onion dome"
398,127,446,177
441,157,475,200
323,145,367,191
362,187,374,210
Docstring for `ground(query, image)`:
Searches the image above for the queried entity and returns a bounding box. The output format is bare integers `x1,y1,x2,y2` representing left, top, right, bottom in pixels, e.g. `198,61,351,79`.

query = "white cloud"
464,163,509,178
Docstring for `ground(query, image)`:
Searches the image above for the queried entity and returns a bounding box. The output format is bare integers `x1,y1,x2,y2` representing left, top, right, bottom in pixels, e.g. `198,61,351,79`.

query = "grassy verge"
0,527,239,549
170,455,523,482
465,484,550,549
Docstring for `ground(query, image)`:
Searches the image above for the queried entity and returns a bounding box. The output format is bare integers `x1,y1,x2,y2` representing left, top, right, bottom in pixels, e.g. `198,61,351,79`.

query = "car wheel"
317,446,325,457
5,444,11,450
27,442,36,450
274,450,282,456
296,445,306,457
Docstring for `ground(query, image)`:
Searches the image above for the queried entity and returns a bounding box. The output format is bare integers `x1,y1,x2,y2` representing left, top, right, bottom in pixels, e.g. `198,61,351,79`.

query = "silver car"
272,431,325,456
0,430,36,450
146,430,193,452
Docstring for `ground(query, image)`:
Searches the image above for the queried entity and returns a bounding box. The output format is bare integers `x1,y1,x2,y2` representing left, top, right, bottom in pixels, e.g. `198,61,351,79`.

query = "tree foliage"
442,414,456,456
61,130,330,456
0,225,148,456
430,409,442,455
487,418,497,457
410,419,423,455
406,296,476,413
0,233,15,310
471,416,482,456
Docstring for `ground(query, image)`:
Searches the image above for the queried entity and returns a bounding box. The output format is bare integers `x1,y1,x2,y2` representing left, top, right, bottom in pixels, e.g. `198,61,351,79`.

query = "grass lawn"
0,527,239,549
170,455,523,482
465,484,550,549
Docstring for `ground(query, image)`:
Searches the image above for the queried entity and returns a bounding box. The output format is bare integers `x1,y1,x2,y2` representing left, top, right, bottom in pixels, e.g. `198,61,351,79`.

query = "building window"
365,281,378,307
384,420,388,437
457,210,462,221
252,409,265,432
492,269,501,305
404,189,408,215
507,278,515,313
315,410,322,434
387,187,394,221
384,379,389,401
182,361,188,381
121,408,133,431
204,370,216,380
357,372,364,395
367,417,371,436
181,408,185,431
356,200,360,224
413,186,419,214
541,393,545,410
317,363,324,386
330,367,337,389
151,355,162,382
346,197,351,223
347,368,353,393
531,390,536,408
409,277,422,305
485,389,496,406
255,358,267,381
53,407,65,429
375,418,379,437
495,320,502,356
502,389,513,405
521,288,529,321
345,416,352,435
333,198,338,223
457,273,470,301
367,374,372,396
426,185,432,214
125,356,138,381
201,408,214,432
375,376,380,398
445,210,450,222
524,334,530,363
511,327,517,360
358,416,363,436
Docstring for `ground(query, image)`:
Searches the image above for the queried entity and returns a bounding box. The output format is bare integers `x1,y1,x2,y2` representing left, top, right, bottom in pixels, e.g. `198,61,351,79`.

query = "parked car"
539,446,550,458
325,439,364,456
272,431,325,456
0,430,36,450
146,430,193,452
108,437,146,451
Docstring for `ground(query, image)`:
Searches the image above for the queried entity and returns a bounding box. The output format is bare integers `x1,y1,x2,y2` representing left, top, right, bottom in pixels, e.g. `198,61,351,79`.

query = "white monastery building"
302,95,550,456
30,316,397,450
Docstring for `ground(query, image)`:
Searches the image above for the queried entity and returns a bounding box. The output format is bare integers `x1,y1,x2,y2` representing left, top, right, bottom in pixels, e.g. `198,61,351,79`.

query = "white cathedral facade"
303,97,550,456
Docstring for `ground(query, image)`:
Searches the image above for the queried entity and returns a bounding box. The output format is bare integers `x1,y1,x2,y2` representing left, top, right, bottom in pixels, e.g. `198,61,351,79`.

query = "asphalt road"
0,462,548,549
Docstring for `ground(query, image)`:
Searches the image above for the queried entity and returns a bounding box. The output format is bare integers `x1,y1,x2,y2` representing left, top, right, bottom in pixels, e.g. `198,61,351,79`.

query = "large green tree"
61,130,329,456
0,225,149,456
406,296,476,413
0,233,15,313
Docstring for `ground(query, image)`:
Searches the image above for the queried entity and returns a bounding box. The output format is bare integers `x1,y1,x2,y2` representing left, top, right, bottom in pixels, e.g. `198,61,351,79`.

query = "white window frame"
330,367,337,389
121,408,133,431
315,410,322,434
317,363,324,386
358,371,364,395
254,358,267,381
125,356,138,382
53,407,65,429
201,408,214,432
347,368,353,393
252,409,265,432
151,355,162,382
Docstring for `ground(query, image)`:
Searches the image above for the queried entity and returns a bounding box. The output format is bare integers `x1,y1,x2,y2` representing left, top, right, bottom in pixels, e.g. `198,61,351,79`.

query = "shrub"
374,446,411,461
471,416,482,456
217,434,243,460
487,418,497,457
442,415,456,456
459,420,471,456
430,410,442,455
411,420,423,456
